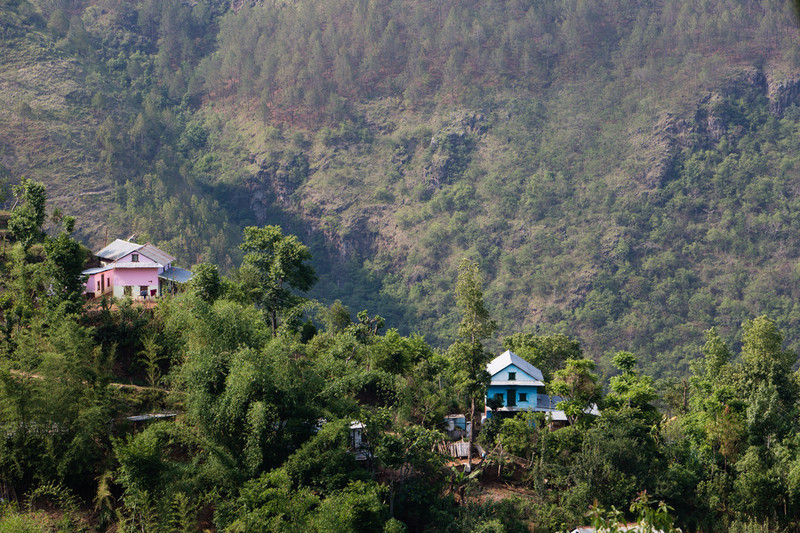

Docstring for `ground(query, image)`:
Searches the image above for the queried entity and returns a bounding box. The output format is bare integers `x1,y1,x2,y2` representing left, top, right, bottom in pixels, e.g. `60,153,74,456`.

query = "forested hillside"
2,178,800,531
3,0,800,376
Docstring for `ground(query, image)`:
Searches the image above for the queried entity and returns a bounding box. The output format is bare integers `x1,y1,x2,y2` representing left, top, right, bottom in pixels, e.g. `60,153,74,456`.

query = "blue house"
484,350,563,420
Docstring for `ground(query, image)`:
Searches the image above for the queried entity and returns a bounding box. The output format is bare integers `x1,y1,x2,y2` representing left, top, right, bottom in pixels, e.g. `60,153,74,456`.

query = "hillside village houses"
82,239,193,299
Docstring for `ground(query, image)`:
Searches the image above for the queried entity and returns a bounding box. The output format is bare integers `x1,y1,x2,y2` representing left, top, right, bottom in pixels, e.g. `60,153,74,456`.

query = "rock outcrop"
422,111,488,190
641,66,794,188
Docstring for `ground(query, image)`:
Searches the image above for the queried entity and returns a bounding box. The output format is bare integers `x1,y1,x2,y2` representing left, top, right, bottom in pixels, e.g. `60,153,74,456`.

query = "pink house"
83,239,193,300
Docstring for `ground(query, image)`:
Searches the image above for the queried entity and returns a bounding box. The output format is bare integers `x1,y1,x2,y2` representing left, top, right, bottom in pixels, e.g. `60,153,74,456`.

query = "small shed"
350,421,365,449
124,412,177,432
547,410,569,430
444,414,472,440
450,441,470,458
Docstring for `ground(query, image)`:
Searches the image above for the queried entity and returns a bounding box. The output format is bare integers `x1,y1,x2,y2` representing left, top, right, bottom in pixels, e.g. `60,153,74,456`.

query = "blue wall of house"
485,364,548,418
486,384,539,411
491,363,535,382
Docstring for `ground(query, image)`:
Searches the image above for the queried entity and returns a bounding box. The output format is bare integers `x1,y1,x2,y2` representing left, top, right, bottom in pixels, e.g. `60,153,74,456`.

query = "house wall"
485,363,545,418
115,252,137,263
115,251,168,271
85,271,114,296
85,273,96,294
110,268,160,298
486,384,539,410
492,364,534,382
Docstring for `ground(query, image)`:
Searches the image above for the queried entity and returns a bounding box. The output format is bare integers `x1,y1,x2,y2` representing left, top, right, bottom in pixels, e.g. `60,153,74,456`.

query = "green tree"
0,311,113,497
741,316,797,404
374,423,445,518
547,358,601,425
240,226,317,335
219,469,320,532
502,333,582,381
447,259,496,470
587,491,682,532
320,299,352,333
190,262,221,303
283,419,368,495
702,327,732,379
8,178,46,250
180,332,319,479
312,480,388,533
605,351,658,424
496,411,538,459
737,317,798,450
684,329,742,485
43,216,87,312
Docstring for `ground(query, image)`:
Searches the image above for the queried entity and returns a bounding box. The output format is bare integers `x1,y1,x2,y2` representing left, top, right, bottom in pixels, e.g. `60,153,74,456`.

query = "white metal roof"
95,239,176,266
125,413,177,422
95,239,143,261
82,266,114,275
487,350,545,382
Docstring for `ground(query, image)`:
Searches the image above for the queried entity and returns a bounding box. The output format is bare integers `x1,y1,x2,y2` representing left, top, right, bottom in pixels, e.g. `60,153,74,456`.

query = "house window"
131,253,139,262
96,281,101,291
519,393,527,402
508,372,516,380
493,393,504,405
124,286,132,297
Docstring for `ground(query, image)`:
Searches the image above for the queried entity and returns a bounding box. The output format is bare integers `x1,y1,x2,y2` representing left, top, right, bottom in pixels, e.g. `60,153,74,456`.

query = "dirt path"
8,369,174,393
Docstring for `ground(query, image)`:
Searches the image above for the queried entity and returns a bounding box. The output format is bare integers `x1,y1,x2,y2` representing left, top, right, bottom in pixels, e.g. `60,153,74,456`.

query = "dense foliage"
1,187,800,530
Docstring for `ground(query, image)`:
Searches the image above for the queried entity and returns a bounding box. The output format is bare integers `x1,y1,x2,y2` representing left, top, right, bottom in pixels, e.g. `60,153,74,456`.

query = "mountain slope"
3,0,800,377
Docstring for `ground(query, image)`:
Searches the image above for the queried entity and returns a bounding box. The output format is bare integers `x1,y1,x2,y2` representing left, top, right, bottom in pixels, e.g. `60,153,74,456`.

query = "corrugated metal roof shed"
158,266,193,284
125,413,177,422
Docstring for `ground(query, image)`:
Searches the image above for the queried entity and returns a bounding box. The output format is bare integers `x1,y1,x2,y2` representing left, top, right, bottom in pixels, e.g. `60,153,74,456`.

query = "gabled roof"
94,239,176,266
138,243,176,265
487,350,545,382
95,239,142,261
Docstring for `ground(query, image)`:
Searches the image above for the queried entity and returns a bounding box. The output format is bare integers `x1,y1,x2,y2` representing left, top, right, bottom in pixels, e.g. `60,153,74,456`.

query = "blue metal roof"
158,266,193,284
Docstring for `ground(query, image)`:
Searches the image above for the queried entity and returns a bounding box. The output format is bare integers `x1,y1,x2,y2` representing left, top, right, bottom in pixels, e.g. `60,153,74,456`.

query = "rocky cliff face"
422,112,488,190
247,150,310,223
767,71,800,116
641,66,798,189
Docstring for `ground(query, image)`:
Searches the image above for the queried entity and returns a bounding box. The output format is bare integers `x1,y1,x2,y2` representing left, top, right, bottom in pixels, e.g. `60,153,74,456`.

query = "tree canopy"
240,225,317,334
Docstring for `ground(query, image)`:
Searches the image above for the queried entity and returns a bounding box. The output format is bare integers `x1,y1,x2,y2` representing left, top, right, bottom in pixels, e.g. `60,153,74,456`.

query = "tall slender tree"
448,259,496,471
